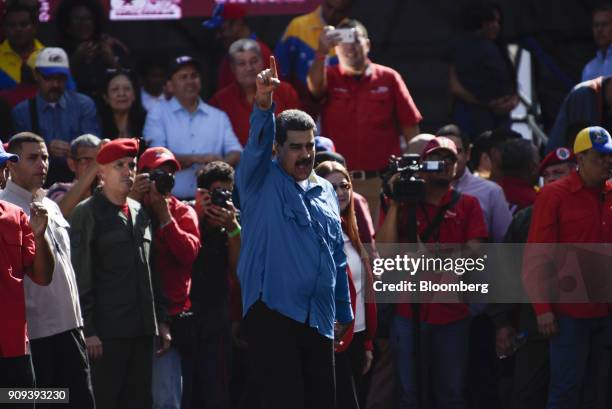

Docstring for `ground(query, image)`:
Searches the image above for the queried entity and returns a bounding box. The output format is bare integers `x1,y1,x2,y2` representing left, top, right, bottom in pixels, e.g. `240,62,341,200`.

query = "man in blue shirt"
582,5,612,81
237,57,353,409
11,47,100,186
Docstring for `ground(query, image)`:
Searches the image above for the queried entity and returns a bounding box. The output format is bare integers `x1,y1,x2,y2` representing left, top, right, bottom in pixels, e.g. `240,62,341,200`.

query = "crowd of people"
1,1,612,409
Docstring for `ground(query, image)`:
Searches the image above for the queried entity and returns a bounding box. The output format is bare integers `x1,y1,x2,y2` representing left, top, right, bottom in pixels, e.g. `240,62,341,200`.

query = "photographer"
130,146,201,409
183,161,241,409
377,137,488,409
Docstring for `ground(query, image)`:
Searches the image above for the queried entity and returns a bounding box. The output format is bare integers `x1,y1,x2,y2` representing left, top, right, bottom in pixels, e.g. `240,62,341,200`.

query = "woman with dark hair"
96,69,145,142
315,160,377,409
55,0,130,98
447,1,518,140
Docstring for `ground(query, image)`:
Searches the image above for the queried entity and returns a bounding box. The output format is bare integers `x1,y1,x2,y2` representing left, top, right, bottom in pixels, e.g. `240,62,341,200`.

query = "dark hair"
55,0,106,45
461,1,500,32
500,138,538,176
275,110,316,146
8,132,45,155
437,124,470,151
3,0,38,25
469,128,521,169
136,52,169,79
197,161,235,190
96,69,146,140
337,18,369,39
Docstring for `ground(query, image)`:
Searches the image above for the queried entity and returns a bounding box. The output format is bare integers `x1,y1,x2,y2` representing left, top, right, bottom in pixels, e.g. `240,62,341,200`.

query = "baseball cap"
315,136,336,152
96,138,139,165
35,47,70,77
202,4,246,30
138,147,181,172
538,147,575,175
0,142,18,166
573,126,612,154
167,55,201,79
422,137,458,159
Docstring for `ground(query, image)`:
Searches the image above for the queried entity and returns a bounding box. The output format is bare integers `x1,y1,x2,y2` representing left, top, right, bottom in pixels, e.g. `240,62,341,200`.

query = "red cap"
138,147,181,172
96,138,139,165
538,147,575,175
422,137,458,159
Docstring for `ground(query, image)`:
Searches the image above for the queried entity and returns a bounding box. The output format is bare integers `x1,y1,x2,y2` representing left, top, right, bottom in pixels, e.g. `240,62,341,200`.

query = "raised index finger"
269,56,278,79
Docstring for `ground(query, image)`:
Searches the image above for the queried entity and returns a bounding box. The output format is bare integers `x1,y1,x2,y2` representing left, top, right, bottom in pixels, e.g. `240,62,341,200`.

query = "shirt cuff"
335,300,354,325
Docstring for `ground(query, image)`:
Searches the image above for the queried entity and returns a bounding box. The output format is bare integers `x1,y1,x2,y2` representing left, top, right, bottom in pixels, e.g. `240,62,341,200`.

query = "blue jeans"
546,315,610,409
390,314,470,409
152,346,182,409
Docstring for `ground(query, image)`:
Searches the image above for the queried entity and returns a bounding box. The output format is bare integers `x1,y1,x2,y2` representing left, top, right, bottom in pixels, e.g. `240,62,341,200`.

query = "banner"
38,0,319,22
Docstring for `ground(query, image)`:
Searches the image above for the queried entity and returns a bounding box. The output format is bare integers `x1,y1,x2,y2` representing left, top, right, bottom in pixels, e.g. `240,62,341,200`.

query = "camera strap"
420,190,461,243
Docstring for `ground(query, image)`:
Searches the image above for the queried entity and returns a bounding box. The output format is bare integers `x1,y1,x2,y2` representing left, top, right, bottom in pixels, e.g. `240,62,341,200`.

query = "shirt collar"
0,38,44,57
37,92,67,110
338,59,374,78
169,96,207,115
4,179,37,203
567,169,612,194
597,44,612,60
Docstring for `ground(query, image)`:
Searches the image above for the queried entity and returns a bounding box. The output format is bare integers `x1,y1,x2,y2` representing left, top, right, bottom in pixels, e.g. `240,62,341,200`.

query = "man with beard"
377,137,488,409
11,47,100,185
236,57,353,409
209,38,300,146
144,55,242,200
0,132,94,408
70,138,170,409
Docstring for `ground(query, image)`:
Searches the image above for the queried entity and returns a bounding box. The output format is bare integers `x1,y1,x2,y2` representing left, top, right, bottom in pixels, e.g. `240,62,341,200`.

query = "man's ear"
67,157,77,173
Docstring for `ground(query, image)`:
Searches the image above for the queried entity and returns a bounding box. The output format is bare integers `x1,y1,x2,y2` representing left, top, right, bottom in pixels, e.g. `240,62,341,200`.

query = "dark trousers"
336,331,366,409
183,328,231,409
91,336,154,409
29,328,95,409
0,355,35,409
466,314,501,409
244,301,335,409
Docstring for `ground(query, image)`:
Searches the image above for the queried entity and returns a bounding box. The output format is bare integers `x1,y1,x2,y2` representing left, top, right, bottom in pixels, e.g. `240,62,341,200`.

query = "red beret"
96,138,139,165
538,147,575,176
138,147,181,172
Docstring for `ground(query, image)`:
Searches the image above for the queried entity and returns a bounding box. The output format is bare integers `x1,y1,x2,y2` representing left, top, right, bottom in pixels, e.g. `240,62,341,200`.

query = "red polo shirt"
523,171,612,318
0,200,36,358
498,176,537,214
320,62,422,171
391,190,488,324
209,81,301,146
154,196,201,316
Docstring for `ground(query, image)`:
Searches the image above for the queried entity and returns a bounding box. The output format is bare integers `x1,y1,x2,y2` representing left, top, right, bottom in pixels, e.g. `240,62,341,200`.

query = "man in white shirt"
143,55,242,199
1,132,94,408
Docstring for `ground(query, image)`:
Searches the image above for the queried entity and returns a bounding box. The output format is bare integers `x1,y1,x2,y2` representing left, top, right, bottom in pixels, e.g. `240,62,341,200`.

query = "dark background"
35,0,603,134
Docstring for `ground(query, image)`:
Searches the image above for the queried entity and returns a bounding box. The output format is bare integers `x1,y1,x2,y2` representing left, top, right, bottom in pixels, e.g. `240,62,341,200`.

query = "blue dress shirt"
11,91,100,143
582,45,612,82
236,103,353,339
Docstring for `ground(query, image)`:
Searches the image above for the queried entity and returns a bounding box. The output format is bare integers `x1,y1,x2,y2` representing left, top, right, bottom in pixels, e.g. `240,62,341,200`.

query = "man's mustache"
296,158,312,167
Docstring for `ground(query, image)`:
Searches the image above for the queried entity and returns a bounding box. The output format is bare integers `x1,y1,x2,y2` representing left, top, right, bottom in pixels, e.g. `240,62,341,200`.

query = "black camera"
149,169,175,195
211,188,232,209
381,154,446,203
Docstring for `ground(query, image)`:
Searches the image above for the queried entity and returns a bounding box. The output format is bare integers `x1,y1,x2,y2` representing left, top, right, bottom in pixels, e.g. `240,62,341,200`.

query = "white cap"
35,47,70,77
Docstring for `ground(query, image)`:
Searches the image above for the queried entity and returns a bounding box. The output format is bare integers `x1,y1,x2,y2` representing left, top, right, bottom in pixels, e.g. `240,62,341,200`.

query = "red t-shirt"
217,40,273,91
154,196,201,316
209,81,301,146
320,62,422,171
0,200,36,357
524,171,612,318
498,176,537,215
391,190,488,324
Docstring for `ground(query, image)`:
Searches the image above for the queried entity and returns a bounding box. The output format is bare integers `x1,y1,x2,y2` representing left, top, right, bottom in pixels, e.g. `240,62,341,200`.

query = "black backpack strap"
420,190,462,243
28,97,39,135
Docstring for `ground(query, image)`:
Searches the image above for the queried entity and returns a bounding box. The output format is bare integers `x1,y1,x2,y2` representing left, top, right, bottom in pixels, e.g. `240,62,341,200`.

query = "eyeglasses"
331,182,351,192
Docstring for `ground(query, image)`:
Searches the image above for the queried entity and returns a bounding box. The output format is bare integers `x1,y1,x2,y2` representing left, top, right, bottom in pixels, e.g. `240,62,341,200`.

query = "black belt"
349,170,381,180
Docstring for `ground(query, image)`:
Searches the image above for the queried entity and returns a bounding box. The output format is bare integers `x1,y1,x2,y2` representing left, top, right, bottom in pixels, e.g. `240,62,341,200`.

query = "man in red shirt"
523,125,612,408
129,146,201,409
378,137,488,409
498,138,539,214
307,19,422,224
0,144,54,395
209,39,300,146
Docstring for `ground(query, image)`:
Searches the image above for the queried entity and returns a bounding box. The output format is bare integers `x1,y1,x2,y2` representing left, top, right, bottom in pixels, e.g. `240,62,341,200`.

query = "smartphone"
329,28,355,43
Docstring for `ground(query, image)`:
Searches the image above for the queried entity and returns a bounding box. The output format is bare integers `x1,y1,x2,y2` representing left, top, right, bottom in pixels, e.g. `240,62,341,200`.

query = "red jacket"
154,196,201,316
523,171,612,318
336,262,378,353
